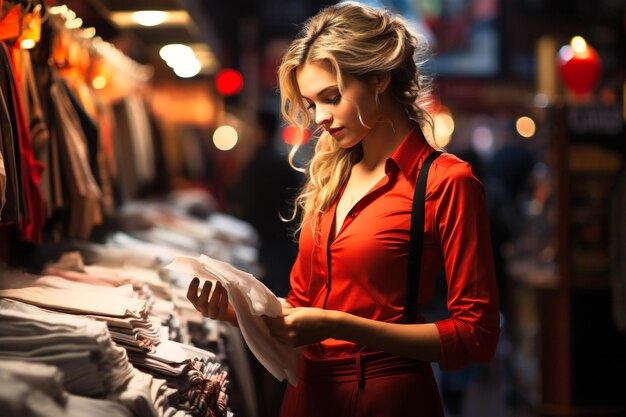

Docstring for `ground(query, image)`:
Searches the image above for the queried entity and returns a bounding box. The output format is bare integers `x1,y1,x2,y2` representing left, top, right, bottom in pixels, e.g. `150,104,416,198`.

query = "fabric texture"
164,255,304,385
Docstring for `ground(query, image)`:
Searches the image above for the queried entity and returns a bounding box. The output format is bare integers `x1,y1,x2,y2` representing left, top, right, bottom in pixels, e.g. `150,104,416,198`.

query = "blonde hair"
278,2,433,236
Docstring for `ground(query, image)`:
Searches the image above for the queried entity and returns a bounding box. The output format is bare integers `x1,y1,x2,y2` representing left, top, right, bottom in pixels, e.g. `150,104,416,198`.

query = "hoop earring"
355,90,382,129
374,90,381,113
358,110,372,129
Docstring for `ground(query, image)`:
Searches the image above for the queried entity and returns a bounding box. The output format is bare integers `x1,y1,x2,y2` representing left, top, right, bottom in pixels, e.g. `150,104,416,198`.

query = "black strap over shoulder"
401,151,443,324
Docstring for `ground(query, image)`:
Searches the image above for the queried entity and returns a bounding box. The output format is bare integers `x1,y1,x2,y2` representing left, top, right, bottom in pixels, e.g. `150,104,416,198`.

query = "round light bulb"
213,125,238,151
516,116,536,138
131,11,168,27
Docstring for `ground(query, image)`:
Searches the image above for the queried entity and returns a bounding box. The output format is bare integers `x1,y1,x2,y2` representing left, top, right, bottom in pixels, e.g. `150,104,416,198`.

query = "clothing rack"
0,4,260,416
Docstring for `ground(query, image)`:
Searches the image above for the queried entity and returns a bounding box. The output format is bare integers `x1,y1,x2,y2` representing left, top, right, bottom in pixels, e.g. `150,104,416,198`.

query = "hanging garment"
61,80,100,186
0,42,45,242
49,71,102,238
94,100,117,212
112,99,139,201
0,149,5,213
50,125,64,211
0,44,23,223
125,94,155,186
20,48,52,216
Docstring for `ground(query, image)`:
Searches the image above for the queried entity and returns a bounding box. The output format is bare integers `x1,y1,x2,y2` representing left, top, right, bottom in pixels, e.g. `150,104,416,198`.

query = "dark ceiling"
58,0,336,82
53,0,625,97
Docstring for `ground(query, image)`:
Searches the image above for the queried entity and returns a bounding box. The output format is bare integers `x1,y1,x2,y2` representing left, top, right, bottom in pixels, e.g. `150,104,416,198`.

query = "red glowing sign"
557,37,602,97
215,69,243,96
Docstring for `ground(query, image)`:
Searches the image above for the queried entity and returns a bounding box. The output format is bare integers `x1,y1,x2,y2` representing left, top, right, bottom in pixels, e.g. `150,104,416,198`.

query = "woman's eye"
306,102,316,110
327,95,341,105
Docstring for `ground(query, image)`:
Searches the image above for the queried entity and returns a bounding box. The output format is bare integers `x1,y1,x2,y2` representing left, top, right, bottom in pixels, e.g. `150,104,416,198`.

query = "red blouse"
287,124,500,371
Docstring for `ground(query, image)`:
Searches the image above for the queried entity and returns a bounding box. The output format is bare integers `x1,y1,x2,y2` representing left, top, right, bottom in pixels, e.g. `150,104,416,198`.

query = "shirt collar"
385,123,430,179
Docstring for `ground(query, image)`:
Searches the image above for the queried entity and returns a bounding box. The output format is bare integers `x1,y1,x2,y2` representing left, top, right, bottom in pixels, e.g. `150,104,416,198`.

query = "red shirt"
287,124,500,371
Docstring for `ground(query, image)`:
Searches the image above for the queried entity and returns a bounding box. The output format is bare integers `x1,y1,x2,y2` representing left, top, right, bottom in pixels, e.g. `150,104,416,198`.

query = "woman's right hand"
186,277,238,327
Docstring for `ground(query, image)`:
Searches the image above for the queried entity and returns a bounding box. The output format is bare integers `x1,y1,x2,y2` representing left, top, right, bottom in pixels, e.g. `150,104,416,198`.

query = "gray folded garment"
0,299,135,395
0,360,135,417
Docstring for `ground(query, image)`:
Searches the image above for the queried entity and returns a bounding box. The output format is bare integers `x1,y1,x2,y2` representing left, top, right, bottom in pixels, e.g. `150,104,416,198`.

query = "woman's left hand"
263,307,339,347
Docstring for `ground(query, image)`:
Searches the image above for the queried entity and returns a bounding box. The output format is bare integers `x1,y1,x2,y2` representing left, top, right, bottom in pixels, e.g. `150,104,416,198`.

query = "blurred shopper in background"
229,109,301,298
486,144,536,317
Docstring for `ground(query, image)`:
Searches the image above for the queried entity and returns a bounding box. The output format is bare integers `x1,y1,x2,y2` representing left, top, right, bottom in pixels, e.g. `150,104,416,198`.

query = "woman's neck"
359,101,414,172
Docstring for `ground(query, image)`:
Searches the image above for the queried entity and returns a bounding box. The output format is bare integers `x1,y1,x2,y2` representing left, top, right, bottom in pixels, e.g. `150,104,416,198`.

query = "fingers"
198,280,213,316
279,298,295,310
281,307,296,315
207,281,223,318
186,278,232,322
186,277,200,304
218,285,229,312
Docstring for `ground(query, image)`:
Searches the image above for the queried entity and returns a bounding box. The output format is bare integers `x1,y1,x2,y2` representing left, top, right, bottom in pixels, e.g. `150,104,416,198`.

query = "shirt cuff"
434,318,464,371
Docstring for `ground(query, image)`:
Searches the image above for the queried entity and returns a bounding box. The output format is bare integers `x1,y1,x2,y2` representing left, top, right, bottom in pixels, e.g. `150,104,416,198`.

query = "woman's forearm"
327,310,442,362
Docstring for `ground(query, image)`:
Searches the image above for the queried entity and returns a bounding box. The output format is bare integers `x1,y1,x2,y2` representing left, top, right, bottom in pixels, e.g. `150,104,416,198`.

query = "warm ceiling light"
80,27,97,39
49,5,68,15
159,44,195,67
516,116,536,138
65,17,83,29
92,76,107,90
21,39,36,49
433,111,455,147
173,59,202,78
131,11,168,27
110,10,189,27
213,125,238,151
570,36,587,54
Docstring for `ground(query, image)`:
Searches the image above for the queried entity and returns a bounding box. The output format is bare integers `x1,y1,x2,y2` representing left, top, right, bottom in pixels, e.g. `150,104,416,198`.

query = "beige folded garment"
0,286,147,317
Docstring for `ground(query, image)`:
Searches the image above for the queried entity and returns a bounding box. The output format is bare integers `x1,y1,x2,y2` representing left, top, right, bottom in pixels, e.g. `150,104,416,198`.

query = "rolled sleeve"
432,161,500,371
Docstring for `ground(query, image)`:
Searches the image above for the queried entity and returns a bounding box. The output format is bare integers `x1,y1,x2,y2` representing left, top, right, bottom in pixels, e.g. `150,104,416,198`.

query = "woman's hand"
186,277,238,327
264,307,339,347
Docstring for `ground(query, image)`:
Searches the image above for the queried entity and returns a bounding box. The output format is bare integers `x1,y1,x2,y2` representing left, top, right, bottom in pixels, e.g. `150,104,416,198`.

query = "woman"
187,3,500,416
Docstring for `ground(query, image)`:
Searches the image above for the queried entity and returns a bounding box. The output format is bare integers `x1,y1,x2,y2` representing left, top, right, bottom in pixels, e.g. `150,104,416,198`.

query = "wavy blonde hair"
278,2,433,236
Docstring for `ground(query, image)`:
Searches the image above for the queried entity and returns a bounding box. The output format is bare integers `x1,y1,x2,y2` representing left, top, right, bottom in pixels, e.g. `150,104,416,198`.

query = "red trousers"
280,351,444,417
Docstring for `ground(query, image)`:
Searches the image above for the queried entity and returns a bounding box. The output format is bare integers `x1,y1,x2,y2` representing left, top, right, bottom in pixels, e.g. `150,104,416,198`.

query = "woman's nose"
315,107,331,126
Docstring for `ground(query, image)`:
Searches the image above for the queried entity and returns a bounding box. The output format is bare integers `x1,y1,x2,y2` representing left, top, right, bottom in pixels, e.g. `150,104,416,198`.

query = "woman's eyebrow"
301,85,337,101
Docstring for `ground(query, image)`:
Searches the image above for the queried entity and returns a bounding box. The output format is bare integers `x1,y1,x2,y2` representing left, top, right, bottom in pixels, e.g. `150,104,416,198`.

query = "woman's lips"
328,127,344,138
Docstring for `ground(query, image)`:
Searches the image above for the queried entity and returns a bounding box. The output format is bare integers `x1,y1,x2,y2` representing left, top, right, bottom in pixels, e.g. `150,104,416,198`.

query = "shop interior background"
0,0,625,417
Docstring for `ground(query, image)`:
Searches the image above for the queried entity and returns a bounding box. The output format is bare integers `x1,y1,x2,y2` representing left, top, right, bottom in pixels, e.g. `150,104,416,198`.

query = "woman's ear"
375,72,391,94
